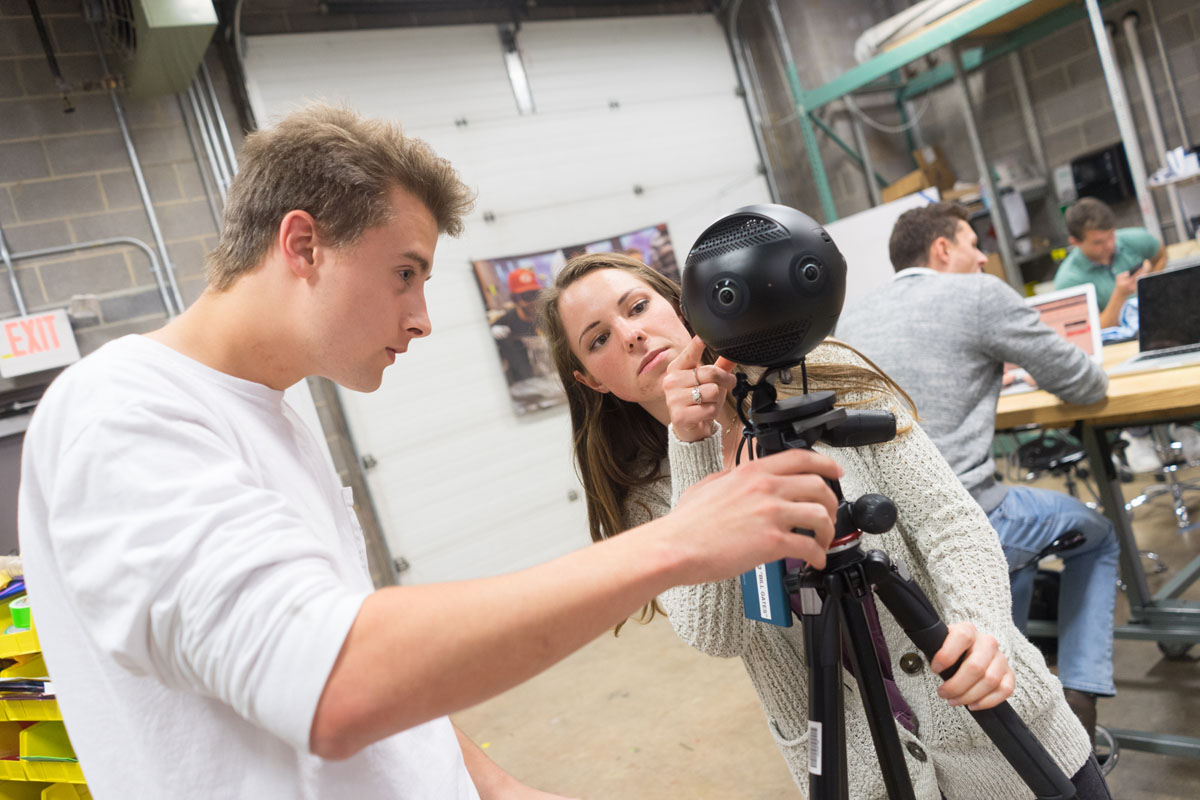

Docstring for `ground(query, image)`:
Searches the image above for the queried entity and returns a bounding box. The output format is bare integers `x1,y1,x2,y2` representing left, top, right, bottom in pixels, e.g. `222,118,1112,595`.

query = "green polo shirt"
1053,227,1160,308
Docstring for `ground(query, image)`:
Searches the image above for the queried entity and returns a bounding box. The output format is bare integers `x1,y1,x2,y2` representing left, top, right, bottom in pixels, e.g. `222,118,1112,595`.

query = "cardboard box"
941,185,980,204
914,145,956,191
881,169,932,203
880,146,957,203
983,252,1007,282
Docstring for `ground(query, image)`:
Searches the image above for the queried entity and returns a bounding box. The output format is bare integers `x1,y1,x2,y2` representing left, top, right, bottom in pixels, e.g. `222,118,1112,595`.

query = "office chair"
1124,426,1200,533
1003,428,1101,508
998,428,1166,578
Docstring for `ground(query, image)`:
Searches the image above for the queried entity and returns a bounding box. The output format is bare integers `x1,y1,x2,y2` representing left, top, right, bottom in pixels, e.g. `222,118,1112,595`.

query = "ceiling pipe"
0,225,28,318
1121,11,1187,240
1144,0,1190,146
87,20,184,314
1087,1,1162,241
25,0,74,113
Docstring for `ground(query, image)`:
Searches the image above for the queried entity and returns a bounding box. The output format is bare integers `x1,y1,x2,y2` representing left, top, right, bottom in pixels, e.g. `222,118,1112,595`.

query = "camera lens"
790,256,828,297
713,280,738,307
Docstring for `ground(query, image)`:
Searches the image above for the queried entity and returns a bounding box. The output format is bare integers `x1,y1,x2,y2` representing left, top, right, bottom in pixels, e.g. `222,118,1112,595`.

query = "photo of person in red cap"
490,268,544,386
473,224,678,414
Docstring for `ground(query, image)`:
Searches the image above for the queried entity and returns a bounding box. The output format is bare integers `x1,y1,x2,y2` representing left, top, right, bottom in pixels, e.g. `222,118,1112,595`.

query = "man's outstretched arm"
309,449,841,760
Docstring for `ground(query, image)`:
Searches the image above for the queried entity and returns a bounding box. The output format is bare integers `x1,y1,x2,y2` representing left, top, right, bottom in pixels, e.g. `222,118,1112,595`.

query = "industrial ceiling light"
499,24,536,115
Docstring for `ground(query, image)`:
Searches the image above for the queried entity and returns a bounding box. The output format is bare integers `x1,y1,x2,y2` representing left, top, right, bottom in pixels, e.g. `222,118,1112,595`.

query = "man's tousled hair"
888,202,969,272
1065,197,1116,240
206,102,475,290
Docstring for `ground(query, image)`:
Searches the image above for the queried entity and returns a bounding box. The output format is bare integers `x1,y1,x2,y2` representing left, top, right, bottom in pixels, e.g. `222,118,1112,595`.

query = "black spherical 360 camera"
680,204,847,369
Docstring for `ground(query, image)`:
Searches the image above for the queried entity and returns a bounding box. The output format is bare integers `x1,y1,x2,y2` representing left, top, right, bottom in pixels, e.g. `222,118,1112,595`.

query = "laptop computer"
1001,283,1103,396
1108,263,1200,376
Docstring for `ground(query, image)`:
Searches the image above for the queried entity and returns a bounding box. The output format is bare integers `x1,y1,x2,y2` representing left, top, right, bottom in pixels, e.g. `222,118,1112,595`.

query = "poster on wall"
472,223,680,415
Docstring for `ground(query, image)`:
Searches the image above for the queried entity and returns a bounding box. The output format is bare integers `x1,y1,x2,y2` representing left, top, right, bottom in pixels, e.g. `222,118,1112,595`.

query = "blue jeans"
987,485,1119,696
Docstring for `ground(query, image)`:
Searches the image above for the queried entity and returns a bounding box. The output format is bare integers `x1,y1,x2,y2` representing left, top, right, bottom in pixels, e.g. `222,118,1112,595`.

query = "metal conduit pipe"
186,85,228,204
1008,52,1047,177
726,1,781,203
8,237,173,317
0,226,28,318
191,77,233,194
765,0,838,221
177,94,224,231
200,60,239,175
1122,12,1187,240
88,23,183,315
1145,0,1190,146
949,44,1021,288
197,73,235,190
848,109,882,206
1087,0,1163,241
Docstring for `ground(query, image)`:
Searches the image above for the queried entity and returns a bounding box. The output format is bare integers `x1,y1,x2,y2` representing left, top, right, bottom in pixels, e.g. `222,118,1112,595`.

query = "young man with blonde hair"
19,104,843,798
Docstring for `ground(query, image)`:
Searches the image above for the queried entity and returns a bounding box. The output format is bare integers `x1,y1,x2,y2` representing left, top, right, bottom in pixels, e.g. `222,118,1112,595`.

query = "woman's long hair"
537,253,915,624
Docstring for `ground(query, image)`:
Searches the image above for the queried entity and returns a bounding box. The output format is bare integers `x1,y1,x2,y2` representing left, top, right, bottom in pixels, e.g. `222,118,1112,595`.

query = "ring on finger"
691,386,703,404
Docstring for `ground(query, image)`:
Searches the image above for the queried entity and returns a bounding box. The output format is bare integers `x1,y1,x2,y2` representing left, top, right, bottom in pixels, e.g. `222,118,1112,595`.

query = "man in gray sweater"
836,202,1119,743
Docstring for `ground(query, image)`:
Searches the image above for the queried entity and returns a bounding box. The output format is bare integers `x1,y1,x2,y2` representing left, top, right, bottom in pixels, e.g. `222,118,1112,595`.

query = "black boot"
1064,688,1098,745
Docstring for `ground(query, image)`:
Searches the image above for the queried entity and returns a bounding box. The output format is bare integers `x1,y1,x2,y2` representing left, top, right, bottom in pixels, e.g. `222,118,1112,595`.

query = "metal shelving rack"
741,0,1157,291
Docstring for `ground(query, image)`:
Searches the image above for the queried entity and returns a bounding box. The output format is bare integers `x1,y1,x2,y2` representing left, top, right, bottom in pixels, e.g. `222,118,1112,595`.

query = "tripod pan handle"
868,554,1077,799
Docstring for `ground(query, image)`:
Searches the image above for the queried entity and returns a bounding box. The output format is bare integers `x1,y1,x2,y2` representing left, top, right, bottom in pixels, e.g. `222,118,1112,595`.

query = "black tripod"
734,374,1076,800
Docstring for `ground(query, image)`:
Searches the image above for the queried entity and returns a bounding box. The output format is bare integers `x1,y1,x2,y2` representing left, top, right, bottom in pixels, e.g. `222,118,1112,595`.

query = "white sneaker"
1121,431,1164,473
1170,424,1200,463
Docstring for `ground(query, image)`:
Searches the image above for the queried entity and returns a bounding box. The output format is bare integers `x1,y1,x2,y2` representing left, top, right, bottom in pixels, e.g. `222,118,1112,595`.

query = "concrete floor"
454,464,1200,799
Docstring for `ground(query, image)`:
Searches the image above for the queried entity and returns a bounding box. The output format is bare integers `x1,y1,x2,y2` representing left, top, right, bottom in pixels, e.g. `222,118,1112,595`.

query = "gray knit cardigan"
622,343,1091,799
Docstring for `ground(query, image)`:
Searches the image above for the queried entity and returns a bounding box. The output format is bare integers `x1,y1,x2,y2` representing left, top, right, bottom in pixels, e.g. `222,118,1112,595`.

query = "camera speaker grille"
713,319,812,366
687,217,788,266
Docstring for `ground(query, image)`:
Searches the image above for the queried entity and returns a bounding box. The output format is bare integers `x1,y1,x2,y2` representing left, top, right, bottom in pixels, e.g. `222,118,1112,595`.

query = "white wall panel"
243,15,771,585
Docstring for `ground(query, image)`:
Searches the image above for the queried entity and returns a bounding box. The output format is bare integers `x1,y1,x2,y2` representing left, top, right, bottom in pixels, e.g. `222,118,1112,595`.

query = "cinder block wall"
753,0,1200,244
0,0,242,353
0,2,399,584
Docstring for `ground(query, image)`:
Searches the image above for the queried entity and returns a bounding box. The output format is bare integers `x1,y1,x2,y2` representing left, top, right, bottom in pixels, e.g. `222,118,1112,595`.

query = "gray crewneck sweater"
836,270,1108,513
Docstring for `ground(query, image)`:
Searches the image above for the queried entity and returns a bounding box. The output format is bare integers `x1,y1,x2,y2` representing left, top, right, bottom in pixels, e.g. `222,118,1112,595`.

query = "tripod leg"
838,584,919,800
797,585,848,800
864,550,1077,800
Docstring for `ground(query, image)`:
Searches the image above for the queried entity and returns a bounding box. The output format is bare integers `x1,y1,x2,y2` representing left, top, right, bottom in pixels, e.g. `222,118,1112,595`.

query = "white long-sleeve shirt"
19,335,478,799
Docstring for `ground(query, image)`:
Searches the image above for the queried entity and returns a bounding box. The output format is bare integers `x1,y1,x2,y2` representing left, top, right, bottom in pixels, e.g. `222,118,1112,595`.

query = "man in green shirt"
1053,197,1165,328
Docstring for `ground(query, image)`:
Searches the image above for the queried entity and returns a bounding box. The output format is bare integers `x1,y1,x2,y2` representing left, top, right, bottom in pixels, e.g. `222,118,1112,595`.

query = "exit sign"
0,310,81,378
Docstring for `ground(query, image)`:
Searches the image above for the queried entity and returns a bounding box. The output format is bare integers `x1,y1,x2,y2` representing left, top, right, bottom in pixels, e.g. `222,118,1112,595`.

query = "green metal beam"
892,70,918,166
783,62,838,222
1107,729,1200,760
1154,553,1200,602
807,112,889,188
802,0,1031,111
898,0,1118,101
902,47,986,101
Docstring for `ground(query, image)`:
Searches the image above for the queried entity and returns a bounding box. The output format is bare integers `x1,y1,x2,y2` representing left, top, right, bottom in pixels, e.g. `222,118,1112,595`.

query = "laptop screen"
1138,264,1200,352
1031,290,1101,359
1001,284,1101,393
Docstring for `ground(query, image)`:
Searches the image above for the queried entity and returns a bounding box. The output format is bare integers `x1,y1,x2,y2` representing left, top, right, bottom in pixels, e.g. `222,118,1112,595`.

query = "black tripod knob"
851,494,897,534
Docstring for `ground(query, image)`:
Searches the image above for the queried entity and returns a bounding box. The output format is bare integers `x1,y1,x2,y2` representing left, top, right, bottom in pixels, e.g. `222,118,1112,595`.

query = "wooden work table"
996,340,1200,431
994,338,1200,760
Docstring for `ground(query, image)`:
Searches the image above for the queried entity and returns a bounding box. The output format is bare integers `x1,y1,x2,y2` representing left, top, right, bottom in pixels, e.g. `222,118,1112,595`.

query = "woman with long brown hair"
537,252,1106,799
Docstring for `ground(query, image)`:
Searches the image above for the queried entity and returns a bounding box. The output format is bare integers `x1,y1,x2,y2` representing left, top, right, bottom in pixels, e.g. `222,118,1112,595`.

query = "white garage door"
243,15,771,585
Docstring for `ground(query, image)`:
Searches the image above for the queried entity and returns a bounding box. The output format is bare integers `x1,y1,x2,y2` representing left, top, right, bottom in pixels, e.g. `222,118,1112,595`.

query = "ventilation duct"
99,0,218,98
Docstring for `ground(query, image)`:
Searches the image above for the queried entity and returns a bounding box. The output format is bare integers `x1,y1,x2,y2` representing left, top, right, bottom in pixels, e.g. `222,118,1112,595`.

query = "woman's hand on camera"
932,621,1015,711
663,336,738,443
669,449,841,578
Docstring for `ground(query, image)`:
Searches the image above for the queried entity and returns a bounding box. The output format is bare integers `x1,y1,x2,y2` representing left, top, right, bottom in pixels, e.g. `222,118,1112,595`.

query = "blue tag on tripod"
740,560,792,626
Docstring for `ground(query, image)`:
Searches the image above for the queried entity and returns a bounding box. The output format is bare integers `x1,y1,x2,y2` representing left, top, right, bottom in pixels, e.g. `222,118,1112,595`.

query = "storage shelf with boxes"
0,573,89,799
